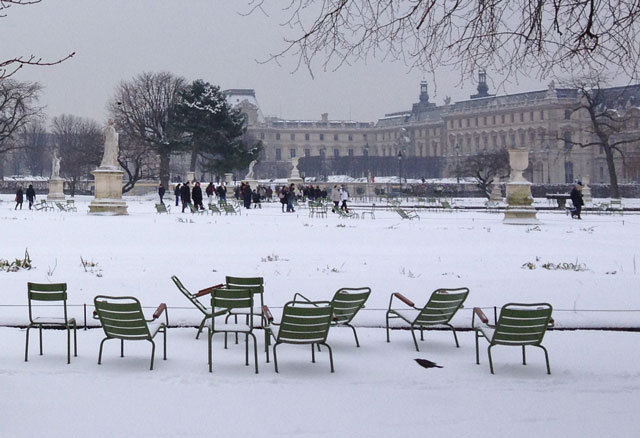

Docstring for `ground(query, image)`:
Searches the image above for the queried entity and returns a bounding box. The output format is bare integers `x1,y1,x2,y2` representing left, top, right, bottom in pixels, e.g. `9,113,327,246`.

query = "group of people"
14,185,37,210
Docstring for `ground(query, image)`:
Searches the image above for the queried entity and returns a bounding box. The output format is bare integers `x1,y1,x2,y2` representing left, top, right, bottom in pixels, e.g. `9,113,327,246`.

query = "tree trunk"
159,151,171,189
604,145,620,198
190,144,199,173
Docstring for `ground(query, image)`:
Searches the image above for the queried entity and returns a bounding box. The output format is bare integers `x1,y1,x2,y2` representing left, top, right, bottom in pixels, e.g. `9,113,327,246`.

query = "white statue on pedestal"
51,149,61,178
100,120,119,169
245,159,258,180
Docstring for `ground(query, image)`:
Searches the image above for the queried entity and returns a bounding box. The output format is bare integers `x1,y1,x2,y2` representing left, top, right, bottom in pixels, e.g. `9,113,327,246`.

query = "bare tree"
0,79,42,155
565,79,640,198
0,1,75,80
248,1,640,83
118,132,159,193
51,114,102,196
459,148,510,198
109,71,186,188
21,120,50,176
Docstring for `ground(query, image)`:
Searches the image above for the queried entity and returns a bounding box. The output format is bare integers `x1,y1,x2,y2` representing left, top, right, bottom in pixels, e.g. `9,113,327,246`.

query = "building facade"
225,76,640,184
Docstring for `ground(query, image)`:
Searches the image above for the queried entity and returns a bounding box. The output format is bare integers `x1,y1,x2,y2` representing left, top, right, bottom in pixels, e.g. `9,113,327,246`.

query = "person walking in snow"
569,181,584,220
340,186,349,212
180,181,192,213
26,184,36,210
330,185,340,213
192,181,204,211
158,183,166,204
174,183,181,207
15,187,24,210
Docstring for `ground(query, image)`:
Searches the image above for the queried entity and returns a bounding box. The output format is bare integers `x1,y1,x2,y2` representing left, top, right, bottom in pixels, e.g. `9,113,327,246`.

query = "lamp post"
397,150,403,185
455,143,461,183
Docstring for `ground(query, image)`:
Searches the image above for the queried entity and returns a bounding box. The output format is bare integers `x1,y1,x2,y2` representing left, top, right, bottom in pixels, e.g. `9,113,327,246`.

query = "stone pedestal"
503,148,539,225
244,179,258,190
581,175,592,203
88,169,128,215
489,180,503,201
186,171,195,183
47,178,66,201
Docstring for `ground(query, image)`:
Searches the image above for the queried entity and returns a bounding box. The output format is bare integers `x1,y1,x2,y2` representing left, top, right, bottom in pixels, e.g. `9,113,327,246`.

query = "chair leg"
475,331,480,365
66,326,71,364
420,327,424,341
39,325,43,355
196,316,207,339
321,343,335,373
25,326,31,362
163,328,167,360
208,331,213,373
347,323,360,347
488,345,495,374
273,343,280,373
522,345,527,365
264,328,270,363
149,340,156,371
121,339,124,357
73,323,78,357
538,345,551,374
410,328,420,352
98,337,108,365
447,323,460,348
245,333,249,366
249,332,258,374
385,312,391,343
311,343,316,363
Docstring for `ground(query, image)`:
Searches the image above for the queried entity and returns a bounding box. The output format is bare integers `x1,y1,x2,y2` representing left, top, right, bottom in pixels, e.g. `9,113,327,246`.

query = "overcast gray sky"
4,0,558,124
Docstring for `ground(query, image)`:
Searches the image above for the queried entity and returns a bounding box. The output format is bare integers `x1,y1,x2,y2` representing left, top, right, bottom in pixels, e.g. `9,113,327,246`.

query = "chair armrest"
548,318,555,327
153,303,167,320
292,292,313,303
92,310,99,320
262,305,274,323
472,307,489,328
392,292,415,308
196,283,224,297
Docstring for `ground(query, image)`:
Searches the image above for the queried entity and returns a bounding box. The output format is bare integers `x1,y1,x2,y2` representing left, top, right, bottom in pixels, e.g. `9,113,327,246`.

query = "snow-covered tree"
172,80,261,177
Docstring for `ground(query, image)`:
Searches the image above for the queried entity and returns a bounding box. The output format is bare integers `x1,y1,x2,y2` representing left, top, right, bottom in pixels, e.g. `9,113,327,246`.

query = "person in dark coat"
180,181,192,213
192,181,204,210
242,183,252,209
569,181,584,219
26,184,36,210
174,183,181,207
158,183,166,204
15,187,24,210
251,189,261,208
205,182,214,200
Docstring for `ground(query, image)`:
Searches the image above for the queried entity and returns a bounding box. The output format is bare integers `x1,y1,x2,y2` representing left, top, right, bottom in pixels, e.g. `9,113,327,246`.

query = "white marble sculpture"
290,157,301,179
245,159,258,180
100,120,119,169
51,149,61,178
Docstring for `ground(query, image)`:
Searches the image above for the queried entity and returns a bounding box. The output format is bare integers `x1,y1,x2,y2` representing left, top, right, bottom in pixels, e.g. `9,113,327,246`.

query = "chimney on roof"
321,113,328,122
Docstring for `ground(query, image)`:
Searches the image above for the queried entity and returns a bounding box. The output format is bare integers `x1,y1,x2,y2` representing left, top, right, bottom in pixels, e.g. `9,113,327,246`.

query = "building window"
363,133,368,140
563,132,572,150
466,118,470,127
275,133,280,140
290,133,295,141
483,116,487,125
319,133,324,141
564,109,572,120
475,117,478,127
319,149,326,158
520,113,524,122
540,110,544,120
348,149,354,157
348,134,353,141
290,148,296,158
492,115,496,125
334,149,340,157
510,113,514,123
363,148,369,157
334,134,339,141
501,114,505,124
530,111,534,121
458,119,462,128
275,148,281,161
260,132,265,140
305,148,311,157
305,133,310,141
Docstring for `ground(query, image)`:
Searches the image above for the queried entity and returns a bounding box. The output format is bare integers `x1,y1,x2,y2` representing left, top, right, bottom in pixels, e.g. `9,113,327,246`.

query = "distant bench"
545,193,571,209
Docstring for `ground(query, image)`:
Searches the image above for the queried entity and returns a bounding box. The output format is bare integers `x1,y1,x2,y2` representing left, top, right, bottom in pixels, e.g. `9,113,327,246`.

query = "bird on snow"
414,358,443,369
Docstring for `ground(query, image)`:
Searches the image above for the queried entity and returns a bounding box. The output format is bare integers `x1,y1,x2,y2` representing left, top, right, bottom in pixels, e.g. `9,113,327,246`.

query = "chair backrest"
27,282,69,323
415,287,469,326
211,288,253,329
277,301,333,344
171,276,207,314
155,203,167,213
94,295,151,340
331,287,371,324
226,276,264,306
491,303,553,346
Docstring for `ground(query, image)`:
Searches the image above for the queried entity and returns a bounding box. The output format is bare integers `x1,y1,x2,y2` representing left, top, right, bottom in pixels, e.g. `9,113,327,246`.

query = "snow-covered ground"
1,194,639,436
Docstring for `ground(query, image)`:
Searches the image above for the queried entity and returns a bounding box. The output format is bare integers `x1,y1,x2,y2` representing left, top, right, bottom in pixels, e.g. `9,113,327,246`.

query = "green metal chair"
473,303,553,374
25,282,77,364
386,287,469,351
263,300,335,373
171,275,227,339
293,286,371,347
93,295,168,370
208,287,258,373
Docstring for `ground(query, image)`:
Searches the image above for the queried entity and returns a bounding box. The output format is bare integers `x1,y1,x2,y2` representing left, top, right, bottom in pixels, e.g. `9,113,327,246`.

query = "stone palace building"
225,72,640,185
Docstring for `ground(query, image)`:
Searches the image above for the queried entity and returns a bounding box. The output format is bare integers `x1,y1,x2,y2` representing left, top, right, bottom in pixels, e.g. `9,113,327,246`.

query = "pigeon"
414,358,443,369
